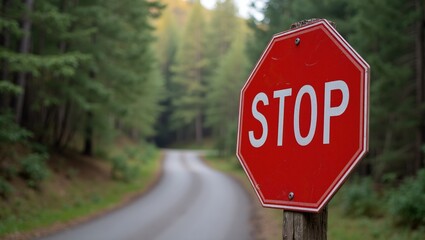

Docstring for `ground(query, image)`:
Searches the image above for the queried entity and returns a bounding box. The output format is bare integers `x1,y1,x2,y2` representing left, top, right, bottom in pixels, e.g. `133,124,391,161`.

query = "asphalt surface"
38,150,253,240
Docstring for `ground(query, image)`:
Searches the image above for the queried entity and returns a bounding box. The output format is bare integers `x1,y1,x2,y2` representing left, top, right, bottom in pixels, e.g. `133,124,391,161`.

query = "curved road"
39,150,253,240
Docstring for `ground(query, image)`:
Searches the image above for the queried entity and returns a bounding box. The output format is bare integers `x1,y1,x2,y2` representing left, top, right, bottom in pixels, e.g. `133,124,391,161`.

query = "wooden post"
280,19,334,240
282,206,328,240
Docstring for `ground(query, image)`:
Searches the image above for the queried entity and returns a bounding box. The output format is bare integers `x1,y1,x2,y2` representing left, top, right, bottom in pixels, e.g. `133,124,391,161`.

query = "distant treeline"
153,0,250,152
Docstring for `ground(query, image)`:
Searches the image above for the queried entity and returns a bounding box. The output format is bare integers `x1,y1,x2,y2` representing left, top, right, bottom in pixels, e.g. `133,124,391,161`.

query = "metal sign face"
237,19,370,212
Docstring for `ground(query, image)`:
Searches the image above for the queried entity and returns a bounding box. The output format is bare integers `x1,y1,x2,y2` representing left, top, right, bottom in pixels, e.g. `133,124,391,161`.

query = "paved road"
39,150,253,240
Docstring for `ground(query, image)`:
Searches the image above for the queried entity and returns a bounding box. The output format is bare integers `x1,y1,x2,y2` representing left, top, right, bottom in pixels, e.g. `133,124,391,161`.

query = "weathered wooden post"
236,18,369,240
282,20,333,240
283,206,328,240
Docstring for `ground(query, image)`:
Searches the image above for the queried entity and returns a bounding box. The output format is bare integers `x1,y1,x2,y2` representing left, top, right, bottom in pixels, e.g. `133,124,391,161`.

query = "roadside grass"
328,189,425,240
204,153,425,240
0,144,162,239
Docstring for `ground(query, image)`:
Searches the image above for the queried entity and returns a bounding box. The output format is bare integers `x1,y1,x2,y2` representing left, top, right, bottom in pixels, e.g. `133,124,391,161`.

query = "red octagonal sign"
237,19,370,212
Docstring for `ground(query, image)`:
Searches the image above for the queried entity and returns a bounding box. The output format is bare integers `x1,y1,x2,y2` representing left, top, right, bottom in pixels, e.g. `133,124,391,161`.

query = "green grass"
328,190,425,240
0,146,161,238
205,153,425,240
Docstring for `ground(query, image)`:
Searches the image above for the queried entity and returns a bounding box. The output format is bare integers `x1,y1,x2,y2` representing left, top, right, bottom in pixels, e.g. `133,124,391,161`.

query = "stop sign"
237,19,369,212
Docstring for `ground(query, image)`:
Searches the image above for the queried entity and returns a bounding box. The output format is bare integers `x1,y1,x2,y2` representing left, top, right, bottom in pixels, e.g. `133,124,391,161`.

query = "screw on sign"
236,19,369,239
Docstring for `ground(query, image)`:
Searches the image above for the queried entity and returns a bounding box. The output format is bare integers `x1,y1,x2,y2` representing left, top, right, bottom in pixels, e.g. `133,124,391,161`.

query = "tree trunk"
283,206,328,240
0,0,11,110
83,111,93,156
83,26,96,156
415,0,425,172
56,101,71,148
63,110,76,148
55,10,70,148
195,112,203,143
41,106,53,143
15,0,34,124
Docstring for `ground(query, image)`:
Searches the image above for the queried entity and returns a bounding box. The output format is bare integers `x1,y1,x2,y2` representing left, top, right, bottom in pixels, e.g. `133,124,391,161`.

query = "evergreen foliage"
206,35,249,156
153,7,179,147
340,178,382,218
155,0,249,150
0,0,164,186
19,153,49,188
389,169,425,228
348,0,419,180
205,0,239,73
0,0,163,149
171,0,208,143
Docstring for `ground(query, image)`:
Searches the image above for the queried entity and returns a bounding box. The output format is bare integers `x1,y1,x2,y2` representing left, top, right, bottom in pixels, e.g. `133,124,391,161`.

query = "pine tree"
205,0,239,73
88,0,164,150
153,5,180,146
203,0,249,155
247,0,294,64
413,0,425,171
171,0,207,143
348,0,418,179
206,34,249,155
0,0,164,153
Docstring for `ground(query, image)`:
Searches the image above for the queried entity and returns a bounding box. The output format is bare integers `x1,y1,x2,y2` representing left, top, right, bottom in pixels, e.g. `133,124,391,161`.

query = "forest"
0,0,425,237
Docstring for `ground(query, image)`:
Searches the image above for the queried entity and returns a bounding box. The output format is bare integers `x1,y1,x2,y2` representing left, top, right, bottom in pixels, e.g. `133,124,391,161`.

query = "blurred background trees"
1,0,425,230
154,0,250,149
154,0,425,183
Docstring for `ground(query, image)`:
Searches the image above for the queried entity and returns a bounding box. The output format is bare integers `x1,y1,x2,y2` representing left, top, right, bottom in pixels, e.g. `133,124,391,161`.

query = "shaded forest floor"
0,144,162,240
205,155,425,240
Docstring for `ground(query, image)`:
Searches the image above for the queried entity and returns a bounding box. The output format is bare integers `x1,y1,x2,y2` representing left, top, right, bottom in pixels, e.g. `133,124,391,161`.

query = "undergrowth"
0,142,161,238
